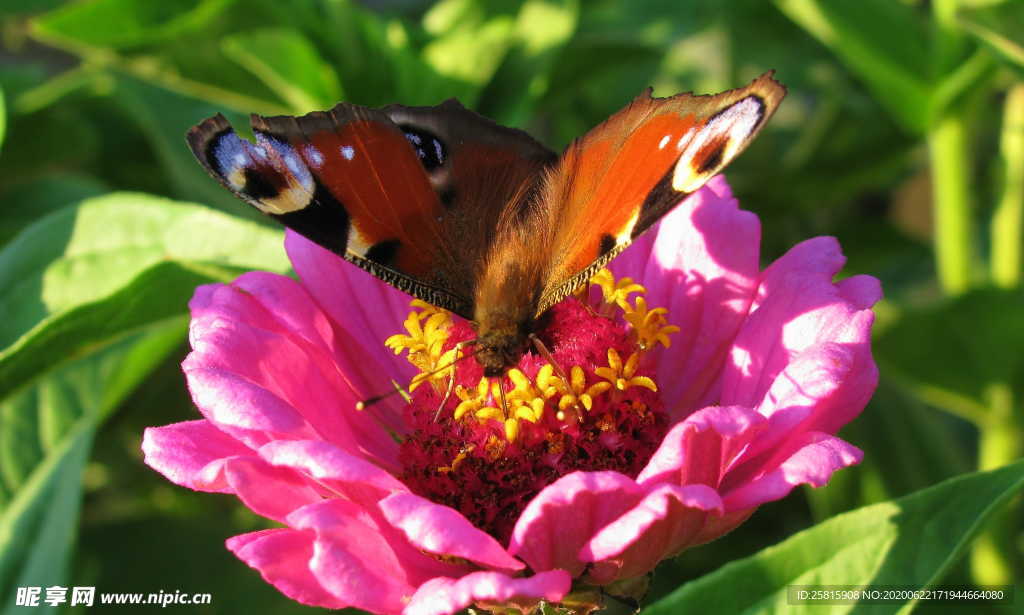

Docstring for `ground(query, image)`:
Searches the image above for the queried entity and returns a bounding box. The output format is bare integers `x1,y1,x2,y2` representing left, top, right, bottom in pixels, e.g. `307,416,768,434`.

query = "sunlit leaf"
0,192,288,403
222,28,343,113
481,0,579,126
647,460,1024,614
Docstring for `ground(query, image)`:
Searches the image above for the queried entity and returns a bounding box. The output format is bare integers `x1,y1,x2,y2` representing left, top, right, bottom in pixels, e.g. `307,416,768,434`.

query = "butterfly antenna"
497,378,509,418
356,342,480,411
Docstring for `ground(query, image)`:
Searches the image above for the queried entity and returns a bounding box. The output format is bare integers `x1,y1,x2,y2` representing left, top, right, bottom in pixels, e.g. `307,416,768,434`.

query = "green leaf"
775,0,933,134
0,323,184,613
0,175,107,247
110,73,266,218
647,459,1024,614
480,0,580,126
873,288,1024,423
0,0,62,17
32,0,236,50
959,2,1024,72
0,192,289,403
222,28,343,113
419,0,517,107
0,84,5,151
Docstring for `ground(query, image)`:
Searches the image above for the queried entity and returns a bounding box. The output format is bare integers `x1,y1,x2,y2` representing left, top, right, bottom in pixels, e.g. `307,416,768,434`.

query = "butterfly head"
473,311,533,377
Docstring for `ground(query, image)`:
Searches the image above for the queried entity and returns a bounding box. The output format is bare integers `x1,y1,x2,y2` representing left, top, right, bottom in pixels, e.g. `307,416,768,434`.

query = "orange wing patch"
536,72,786,314
294,121,444,278
555,111,699,274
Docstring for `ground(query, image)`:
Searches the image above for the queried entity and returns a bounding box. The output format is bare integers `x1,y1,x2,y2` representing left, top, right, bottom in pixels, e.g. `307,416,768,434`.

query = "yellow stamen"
504,418,520,442
623,296,680,351
385,300,457,391
590,268,645,310
454,379,492,420
541,364,612,413
595,348,658,392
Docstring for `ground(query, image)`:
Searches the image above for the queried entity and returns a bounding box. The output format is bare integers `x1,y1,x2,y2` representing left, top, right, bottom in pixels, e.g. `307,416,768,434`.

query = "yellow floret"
623,296,681,351
595,348,658,393
590,267,646,310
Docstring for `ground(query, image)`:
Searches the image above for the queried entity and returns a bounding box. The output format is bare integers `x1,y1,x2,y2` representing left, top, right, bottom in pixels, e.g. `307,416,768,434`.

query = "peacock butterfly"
186,72,785,377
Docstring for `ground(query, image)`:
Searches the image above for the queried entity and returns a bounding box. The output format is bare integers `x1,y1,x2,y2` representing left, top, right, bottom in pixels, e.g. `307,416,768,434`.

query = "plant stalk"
970,383,1022,586
927,111,975,295
992,83,1024,288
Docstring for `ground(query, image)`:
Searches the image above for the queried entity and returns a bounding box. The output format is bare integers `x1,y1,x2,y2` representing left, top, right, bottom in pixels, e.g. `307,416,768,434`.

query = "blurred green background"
0,0,1022,613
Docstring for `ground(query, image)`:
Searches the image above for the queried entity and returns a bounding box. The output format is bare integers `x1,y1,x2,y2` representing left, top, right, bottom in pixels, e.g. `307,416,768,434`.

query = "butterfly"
187,72,785,378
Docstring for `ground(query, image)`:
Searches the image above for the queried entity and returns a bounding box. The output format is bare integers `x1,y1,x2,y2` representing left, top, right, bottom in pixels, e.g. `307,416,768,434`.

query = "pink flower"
143,176,880,614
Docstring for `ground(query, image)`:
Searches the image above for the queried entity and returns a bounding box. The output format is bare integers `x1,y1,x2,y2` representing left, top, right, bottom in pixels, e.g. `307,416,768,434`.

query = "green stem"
927,111,975,295
991,84,1024,289
970,383,1023,586
931,0,966,75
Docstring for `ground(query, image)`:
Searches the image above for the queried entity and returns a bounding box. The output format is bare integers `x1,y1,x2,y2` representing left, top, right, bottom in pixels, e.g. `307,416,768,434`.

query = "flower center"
384,269,679,542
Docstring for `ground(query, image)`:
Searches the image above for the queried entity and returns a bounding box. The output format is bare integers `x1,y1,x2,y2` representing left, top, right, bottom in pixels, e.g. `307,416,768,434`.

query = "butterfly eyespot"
695,138,727,174
400,125,447,171
242,167,285,199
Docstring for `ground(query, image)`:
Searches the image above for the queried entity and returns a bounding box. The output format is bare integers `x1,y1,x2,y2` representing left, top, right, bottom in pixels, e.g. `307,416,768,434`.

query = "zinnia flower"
143,176,880,614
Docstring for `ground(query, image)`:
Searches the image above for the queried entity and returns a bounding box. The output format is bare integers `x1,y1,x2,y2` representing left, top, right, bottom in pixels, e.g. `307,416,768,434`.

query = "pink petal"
722,432,863,510
183,365,312,446
637,405,767,488
508,471,644,576
380,492,524,572
185,290,399,466
227,529,344,609
230,271,340,355
288,499,462,615
721,237,879,412
222,456,321,523
726,342,856,479
610,175,761,416
285,230,418,398
404,570,572,615
259,439,407,508
226,271,408,440
838,274,883,309
141,420,252,492
582,483,722,584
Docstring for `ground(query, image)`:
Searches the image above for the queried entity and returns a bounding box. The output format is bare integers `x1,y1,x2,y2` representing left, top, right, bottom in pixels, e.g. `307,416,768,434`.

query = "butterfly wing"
534,71,786,314
187,100,555,319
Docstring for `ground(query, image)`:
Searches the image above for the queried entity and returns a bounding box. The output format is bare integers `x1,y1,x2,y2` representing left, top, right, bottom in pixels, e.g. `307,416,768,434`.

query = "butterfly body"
187,73,786,377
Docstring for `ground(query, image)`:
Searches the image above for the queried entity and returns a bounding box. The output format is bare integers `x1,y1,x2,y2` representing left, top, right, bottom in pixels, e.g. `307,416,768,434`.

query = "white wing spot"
304,145,324,167
284,152,303,177
673,97,763,193
658,135,671,150
341,145,355,160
